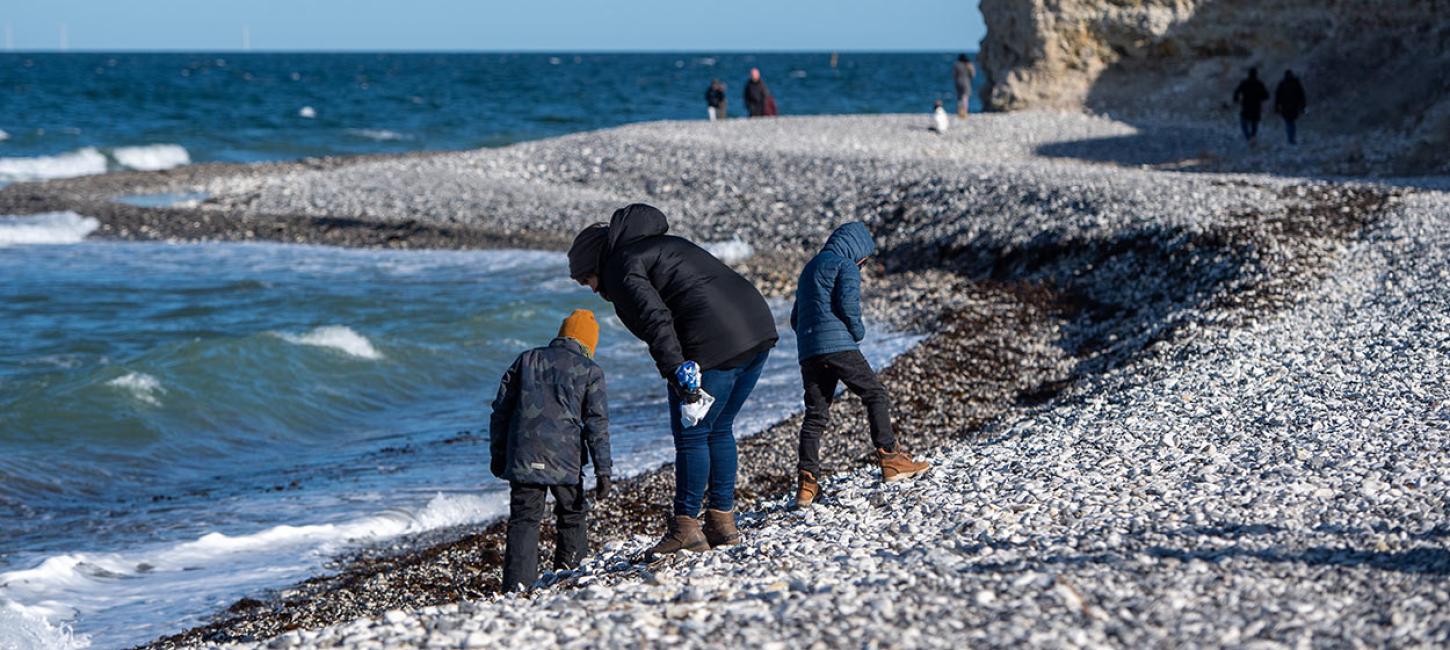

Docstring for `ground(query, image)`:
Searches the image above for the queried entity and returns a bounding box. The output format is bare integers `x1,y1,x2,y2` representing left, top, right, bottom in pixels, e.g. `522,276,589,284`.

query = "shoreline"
3,112,1441,647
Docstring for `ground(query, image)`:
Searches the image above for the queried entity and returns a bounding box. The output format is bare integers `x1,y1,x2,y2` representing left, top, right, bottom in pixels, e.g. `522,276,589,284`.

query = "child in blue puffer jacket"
789,222,930,508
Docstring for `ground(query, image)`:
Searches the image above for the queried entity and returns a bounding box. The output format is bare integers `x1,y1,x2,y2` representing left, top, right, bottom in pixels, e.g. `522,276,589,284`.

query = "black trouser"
798,350,896,476
502,482,586,592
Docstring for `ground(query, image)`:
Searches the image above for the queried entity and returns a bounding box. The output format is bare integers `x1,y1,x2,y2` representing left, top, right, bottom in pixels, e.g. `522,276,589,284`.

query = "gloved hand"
673,381,702,404
673,361,703,404
595,474,612,499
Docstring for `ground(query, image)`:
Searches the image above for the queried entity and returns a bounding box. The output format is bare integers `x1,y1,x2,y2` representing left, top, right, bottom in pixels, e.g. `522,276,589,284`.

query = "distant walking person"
491,310,611,593
1233,67,1270,144
705,79,727,121
952,53,976,118
744,68,776,117
1274,70,1307,145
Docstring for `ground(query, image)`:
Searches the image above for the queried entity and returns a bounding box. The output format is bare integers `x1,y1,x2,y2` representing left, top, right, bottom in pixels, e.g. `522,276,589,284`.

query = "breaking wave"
345,129,410,142
0,493,502,650
704,238,754,264
0,149,107,182
105,372,166,406
0,212,101,246
0,144,192,182
274,326,384,360
111,144,190,171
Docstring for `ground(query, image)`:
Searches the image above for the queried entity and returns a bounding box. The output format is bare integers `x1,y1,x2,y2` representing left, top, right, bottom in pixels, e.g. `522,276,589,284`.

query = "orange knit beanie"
558,309,599,357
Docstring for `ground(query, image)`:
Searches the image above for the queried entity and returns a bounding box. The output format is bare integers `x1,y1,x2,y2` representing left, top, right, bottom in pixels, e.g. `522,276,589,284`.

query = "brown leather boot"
877,448,930,482
646,515,709,558
702,508,742,547
795,470,820,509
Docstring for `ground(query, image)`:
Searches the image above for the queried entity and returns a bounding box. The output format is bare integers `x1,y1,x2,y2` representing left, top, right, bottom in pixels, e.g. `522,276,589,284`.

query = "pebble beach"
6,112,1446,648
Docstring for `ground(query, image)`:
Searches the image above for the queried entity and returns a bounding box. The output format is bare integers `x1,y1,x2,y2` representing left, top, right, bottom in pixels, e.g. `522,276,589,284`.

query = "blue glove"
674,361,703,404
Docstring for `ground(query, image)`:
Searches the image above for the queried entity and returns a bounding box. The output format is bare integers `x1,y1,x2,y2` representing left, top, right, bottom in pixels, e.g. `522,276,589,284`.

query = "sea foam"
0,148,107,182
704,237,754,264
112,144,190,171
346,129,409,142
0,493,501,648
0,601,89,650
105,372,165,406
276,326,383,360
0,212,101,246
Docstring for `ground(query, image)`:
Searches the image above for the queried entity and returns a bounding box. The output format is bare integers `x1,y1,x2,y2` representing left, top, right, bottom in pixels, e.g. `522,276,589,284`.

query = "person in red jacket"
744,68,776,117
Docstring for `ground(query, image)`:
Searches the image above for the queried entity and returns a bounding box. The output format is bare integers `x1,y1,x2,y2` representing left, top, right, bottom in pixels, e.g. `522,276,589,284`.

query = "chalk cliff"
978,0,1450,173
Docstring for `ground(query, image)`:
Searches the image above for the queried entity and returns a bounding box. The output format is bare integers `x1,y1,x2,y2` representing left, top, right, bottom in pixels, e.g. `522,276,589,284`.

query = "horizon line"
0,47,981,55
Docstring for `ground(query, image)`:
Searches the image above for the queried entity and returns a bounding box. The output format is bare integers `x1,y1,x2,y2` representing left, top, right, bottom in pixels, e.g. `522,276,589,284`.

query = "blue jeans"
1284,118,1298,144
668,349,769,516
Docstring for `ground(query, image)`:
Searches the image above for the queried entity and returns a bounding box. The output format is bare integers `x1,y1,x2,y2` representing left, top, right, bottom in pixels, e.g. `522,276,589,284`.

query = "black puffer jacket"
599,204,778,378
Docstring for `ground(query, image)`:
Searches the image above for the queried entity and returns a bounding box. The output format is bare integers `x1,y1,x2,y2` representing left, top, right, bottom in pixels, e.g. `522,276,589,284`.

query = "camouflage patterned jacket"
489,337,611,485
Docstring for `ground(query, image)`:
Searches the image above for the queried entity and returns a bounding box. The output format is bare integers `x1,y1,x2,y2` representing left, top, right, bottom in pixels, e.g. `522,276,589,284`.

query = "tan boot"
796,470,821,509
646,515,709,558
702,508,742,547
877,448,930,482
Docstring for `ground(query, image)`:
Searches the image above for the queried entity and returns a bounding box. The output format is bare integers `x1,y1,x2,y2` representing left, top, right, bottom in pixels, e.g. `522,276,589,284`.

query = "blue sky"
4,0,985,51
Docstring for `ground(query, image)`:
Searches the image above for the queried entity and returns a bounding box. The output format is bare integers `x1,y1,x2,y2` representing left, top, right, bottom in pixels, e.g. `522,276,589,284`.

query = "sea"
0,52,984,181
0,53,954,648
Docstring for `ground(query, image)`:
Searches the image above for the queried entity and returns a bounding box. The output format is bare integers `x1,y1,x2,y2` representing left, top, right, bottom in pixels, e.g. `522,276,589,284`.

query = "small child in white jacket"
931,100,950,133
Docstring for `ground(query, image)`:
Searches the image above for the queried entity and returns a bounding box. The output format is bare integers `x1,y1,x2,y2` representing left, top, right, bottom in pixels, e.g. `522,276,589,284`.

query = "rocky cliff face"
978,0,1450,173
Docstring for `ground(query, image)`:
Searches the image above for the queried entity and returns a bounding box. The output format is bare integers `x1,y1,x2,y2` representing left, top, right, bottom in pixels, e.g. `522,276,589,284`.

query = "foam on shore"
0,149,108,182
0,212,100,246
0,493,505,649
112,144,191,171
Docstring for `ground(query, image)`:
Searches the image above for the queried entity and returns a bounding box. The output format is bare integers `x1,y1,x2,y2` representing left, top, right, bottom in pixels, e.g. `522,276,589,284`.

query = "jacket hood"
607,203,669,253
822,222,876,262
550,336,592,359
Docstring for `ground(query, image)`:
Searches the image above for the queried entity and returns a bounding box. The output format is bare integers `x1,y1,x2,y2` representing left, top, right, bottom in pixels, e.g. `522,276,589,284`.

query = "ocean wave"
275,325,383,360
0,601,89,650
0,212,101,246
704,237,754,264
0,148,107,182
0,493,502,647
105,372,165,406
112,144,190,171
345,129,410,142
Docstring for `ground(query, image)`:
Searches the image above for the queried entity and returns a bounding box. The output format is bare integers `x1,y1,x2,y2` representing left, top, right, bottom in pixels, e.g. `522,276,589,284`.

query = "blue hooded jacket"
790,222,876,361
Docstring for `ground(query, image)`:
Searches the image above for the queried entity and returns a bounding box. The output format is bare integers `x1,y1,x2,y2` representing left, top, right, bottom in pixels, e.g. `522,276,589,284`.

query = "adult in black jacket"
744,68,772,117
1233,68,1270,144
1274,70,1307,145
705,79,727,121
568,203,778,557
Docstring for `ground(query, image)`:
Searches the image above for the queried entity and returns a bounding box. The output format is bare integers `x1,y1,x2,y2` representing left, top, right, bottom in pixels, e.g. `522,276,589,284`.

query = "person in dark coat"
952,53,976,118
705,79,727,121
1232,67,1271,144
744,68,774,117
567,204,778,558
789,222,929,508
1274,70,1307,145
490,309,612,592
